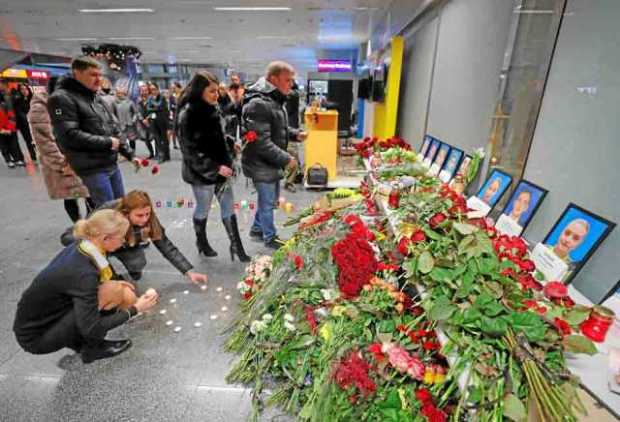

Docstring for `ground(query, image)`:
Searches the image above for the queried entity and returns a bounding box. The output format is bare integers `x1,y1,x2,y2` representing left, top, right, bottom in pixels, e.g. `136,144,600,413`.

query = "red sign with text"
27,70,50,79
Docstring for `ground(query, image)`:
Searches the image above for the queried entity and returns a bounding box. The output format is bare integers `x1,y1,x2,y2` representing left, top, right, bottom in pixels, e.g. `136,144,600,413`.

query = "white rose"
284,321,296,332
284,313,295,322
262,313,273,321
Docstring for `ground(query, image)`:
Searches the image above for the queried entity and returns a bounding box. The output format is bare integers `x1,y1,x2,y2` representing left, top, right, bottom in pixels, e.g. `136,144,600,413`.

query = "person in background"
168,82,182,150
284,80,301,193
145,83,170,163
217,82,231,110
28,76,94,222
61,190,209,284
177,71,250,262
12,83,37,163
48,56,138,207
115,88,140,152
230,73,241,86
241,61,307,249
99,77,118,118
136,85,155,159
13,209,159,364
0,79,26,168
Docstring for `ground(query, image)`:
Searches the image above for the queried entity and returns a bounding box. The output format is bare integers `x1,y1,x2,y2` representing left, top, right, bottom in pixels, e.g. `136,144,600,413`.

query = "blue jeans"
252,181,279,242
191,182,234,220
80,166,125,208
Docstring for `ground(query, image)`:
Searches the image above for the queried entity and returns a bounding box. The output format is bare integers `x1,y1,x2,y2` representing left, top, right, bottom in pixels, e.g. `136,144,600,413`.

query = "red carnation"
243,292,252,300
553,317,571,337
501,268,516,278
378,262,399,272
518,273,543,291
411,230,427,243
140,158,150,167
294,255,304,271
367,343,386,362
522,299,538,309
398,237,412,256
244,130,258,143
428,213,447,230
518,259,536,273
423,341,440,351
415,388,433,404
151,164,160,175
543,281,568,299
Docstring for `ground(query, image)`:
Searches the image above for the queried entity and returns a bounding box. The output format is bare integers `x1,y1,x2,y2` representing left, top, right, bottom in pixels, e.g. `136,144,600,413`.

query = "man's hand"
132,158,142,172
134,289,159,313
110,137,120,151
218,165,234,177
287,158,298,169
186,271,208,284
142,118,150,127
297,131,308,142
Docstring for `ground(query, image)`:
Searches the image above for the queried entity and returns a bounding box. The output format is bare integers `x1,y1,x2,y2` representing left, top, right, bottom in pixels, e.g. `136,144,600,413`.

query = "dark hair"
115,190,163,244
177,71,219,110
47,77,59,94
228,83,240,91
71,56,102,72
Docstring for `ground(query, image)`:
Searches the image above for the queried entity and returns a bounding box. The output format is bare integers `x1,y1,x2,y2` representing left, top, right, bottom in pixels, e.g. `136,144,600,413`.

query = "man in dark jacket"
241,61,307,249
284,81,302,192
48,56,136,207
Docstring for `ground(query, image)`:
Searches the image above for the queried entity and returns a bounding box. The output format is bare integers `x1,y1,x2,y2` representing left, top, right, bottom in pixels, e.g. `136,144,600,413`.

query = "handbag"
306,163,328,186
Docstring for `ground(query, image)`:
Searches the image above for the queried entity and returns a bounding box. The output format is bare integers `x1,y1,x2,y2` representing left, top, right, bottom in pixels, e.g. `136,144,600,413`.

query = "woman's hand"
218,165,233,177
186,271,208,284
134,289,159,313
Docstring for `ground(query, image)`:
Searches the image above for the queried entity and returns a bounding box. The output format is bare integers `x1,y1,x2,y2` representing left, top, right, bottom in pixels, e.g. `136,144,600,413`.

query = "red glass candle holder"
580,305,615,343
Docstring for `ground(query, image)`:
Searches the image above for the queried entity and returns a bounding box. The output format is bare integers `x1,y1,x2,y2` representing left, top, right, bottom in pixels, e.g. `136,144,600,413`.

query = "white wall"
522,0,620,302
425,0,514,151
397,16,439,147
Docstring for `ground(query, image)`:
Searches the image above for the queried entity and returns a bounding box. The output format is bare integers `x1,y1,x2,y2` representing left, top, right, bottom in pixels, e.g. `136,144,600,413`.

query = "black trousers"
17,310,86,354
151,124,169,160
0,132,24,163
112,247,147,281
16,114,36,161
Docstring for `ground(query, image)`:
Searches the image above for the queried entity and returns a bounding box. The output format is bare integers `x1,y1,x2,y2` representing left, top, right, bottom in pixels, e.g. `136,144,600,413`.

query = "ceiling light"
55,37,98,41
257,35,289,40
106,37,156,41
213,6,291,11
170,36,213,40
78,8,155,13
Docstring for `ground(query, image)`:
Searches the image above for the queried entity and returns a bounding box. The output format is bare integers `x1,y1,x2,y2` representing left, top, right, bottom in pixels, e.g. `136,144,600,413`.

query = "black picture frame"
420,135,432,157
475,168,513,209
425,138,441,163
499,179,548,234
431,142,451,169
541,203,616,285
600,279,620,304
454,154,473,182
440,146,464,181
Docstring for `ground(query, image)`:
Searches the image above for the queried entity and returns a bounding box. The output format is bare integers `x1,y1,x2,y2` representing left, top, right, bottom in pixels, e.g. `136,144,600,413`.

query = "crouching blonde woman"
13,210,159,364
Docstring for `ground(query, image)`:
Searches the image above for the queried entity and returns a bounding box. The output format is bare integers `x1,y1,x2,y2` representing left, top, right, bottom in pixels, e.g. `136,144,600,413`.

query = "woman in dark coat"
145,83,170,162
12,83,37,162
177,71,250,262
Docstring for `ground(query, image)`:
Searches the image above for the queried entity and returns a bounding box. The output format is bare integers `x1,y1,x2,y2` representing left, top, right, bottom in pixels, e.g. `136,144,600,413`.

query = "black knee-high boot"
222,215,251,262
193,218,217,257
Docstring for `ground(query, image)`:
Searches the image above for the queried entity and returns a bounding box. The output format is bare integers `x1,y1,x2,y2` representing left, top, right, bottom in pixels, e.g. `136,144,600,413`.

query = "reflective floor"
0,146,319,421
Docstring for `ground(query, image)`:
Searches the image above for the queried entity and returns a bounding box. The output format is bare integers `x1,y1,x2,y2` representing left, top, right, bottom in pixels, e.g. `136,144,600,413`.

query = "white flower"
236,281,245,291
475,147,485,158
284,313,295,322
262,313,273,321
320,289,339,301
314,307,329,318
250,320,267,335
284,321,296,332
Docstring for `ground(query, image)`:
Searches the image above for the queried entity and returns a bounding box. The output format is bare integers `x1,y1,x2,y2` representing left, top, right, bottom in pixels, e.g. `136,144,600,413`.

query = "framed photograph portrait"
465,169,512,217
453,154,472,181
429,143,451,176
439,147,464,183
536,203,616,284
422,138,441,167
495,180,548,237
420,135,432,158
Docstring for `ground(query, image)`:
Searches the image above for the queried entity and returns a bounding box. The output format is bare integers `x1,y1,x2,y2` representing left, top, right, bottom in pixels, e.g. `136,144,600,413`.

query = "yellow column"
373,36,405,139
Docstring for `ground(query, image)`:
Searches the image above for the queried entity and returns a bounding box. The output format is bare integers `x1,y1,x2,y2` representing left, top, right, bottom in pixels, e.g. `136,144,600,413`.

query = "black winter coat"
177,100,234,186
145,95,169,131
241,78,299,183
48,77,132,176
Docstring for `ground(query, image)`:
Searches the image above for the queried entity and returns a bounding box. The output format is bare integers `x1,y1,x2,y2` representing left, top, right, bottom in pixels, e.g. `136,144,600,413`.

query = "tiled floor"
0,146,320,422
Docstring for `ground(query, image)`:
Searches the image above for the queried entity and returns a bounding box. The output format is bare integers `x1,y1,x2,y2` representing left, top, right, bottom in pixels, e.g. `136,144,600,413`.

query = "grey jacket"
241,78,299,183
115,98,138,130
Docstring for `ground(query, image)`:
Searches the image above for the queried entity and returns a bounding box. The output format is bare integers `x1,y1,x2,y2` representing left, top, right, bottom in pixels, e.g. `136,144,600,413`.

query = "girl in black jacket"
177,71,250,262
12,83,37,162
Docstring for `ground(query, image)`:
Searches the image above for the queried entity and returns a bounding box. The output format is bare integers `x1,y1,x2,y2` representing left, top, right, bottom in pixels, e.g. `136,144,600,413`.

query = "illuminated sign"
27,70,50,79
318,59,352,73
0,68,28,78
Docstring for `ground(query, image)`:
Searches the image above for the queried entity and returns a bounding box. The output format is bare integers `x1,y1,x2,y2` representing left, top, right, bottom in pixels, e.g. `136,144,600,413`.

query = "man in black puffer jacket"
48,56,136,207
241,61,307,249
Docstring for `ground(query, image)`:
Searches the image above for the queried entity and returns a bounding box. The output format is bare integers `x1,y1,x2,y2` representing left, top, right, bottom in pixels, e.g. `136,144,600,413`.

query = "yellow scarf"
78,240,114,282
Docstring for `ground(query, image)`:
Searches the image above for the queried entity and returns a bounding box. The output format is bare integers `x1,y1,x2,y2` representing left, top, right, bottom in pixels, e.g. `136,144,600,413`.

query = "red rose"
518,273,543,291
411,230,427,243
396,324,408,333
415,388,433,404
553,317,571,336
244,130,258,143
518,259,536,273
423,341,440,351
151,164,160,175
140,158,150,167
500,268,516,278
522,299,538,310
428,213,447,230
294,255,304,271
243,292,252,300
486,226,498,238
398,237,412,256
544,281,568,299
367,343,386,362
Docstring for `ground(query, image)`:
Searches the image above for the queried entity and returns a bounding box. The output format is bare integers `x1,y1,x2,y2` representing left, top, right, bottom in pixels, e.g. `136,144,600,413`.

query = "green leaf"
474,292,495,308
453,222,478,235
402,259,417,278
377,332,393,344
418,251,435,274
503,394,527,421
382,389,401,409
377,320,396,333
563,335,598,355
485,281,504,299
467,386,483,404
289,335,316,350
455,274,474,299
458,235,476,256
564,306,591,326
482,301,506,317
478,257,499,275
462,307,483,324
429,296,457,322
429,267,454,283
479,316,509,336
423,227,442,240
507,312,547,343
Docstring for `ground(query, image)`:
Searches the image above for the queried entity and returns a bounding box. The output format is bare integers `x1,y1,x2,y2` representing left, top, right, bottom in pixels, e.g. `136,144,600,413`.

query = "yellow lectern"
304,110,338,182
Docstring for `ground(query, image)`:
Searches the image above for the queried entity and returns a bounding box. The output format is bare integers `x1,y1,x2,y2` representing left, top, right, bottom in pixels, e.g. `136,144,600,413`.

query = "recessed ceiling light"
55,37,99,41
106,37,156,41
170,36,213,40
79,8,155,13
213,6,291,11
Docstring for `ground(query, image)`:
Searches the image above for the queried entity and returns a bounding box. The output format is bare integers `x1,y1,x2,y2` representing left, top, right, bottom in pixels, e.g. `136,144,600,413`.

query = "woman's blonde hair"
73,209,130,240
